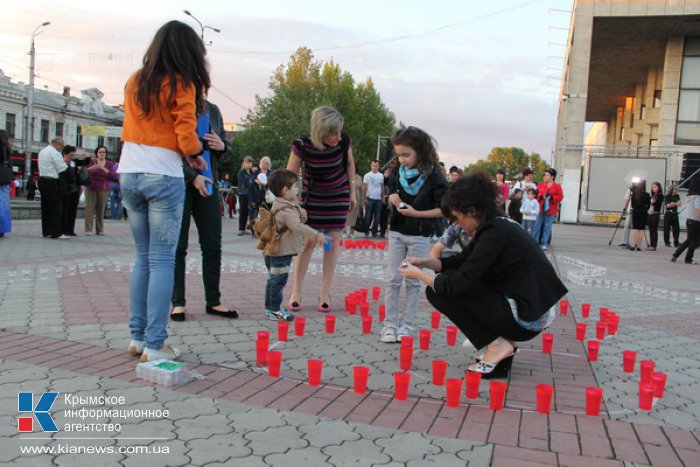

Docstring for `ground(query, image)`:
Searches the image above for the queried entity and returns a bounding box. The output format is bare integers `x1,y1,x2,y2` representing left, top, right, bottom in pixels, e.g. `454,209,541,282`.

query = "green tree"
464,147,549,180
232,47,396,174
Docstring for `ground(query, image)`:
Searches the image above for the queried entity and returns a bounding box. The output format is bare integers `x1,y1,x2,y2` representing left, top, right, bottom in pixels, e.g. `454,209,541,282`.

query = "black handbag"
78,166,90,186
0,146,12,185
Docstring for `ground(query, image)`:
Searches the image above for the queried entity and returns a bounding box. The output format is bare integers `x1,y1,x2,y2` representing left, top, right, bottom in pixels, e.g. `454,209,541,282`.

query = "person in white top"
520,188,540,234
512,167,538,194
362,160,385,237
38,137,69,239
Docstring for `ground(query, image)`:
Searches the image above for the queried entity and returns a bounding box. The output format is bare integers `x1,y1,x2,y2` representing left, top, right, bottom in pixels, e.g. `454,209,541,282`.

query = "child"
382,126,448,343
263,169,326,321
508,188,523,224
520,188,540,234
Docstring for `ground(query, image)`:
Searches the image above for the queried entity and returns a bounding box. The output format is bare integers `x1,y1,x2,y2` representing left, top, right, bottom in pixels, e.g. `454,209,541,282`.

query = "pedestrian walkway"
0,220,699,466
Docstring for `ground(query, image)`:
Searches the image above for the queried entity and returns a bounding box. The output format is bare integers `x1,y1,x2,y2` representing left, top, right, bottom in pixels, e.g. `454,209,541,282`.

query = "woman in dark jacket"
646,181,664,251
399,171,568,378
630,179,651,251
237,156,255,235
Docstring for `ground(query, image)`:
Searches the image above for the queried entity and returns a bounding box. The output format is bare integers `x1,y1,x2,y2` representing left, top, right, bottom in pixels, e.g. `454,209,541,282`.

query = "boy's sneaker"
127,340,144,356
266,308,295,322
380,326,398,343
139,345,181,362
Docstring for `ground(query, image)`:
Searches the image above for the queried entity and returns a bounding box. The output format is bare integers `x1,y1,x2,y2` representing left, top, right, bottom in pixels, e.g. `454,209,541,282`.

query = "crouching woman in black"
398,171,567,378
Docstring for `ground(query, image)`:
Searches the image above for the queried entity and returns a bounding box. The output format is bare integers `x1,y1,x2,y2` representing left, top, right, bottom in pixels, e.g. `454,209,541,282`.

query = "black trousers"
238,194,249,232
426,285,539,349
172,184,223,308
62,191,79,235
38,178,63,238
663,212,680,246
673,219,700,264
648,213,660,248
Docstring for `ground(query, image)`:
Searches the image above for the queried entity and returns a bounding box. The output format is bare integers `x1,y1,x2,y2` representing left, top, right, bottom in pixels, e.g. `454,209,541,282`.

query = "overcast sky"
0,0,572,167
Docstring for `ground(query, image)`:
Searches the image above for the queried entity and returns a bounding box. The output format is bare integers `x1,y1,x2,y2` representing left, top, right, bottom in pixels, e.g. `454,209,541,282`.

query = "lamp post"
183,10,220,44
24,21,50,183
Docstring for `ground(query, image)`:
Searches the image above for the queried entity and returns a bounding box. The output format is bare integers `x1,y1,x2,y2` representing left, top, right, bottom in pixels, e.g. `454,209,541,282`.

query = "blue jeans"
109,186,122,219
264,255,293,311
363,199,383,236
120,173,185,350
533,213,555,246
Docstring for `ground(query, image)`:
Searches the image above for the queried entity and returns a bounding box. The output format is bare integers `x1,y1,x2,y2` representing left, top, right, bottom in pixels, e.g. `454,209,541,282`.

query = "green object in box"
154,361,186,371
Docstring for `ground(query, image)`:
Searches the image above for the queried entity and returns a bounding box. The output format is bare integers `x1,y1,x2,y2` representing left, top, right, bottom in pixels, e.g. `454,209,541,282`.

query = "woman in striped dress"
286,106,357,312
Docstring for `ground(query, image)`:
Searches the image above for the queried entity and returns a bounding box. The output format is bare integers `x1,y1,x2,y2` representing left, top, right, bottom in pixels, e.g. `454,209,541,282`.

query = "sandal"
287,301,301,312
468,354,515,379
317,302,331,313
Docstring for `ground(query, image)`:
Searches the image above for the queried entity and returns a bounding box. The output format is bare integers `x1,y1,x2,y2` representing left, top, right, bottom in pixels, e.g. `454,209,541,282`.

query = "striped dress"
291,133,352,230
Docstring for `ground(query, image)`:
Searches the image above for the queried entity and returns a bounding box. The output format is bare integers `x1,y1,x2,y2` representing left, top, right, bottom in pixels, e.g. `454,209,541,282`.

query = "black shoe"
237,231,246,236
665,243,672,247
206,306,239,319
618,243,627,247
170,310,186,322
469,355,514,380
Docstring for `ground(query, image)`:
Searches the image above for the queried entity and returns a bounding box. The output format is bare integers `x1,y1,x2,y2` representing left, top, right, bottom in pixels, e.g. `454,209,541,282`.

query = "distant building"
555,0,700,223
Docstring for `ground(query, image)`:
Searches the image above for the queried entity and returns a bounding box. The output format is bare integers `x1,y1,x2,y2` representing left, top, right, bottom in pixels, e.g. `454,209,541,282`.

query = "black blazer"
434,216,568,322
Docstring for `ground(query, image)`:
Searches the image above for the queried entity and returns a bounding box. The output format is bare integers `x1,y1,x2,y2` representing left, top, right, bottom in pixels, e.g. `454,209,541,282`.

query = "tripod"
608,208,626,246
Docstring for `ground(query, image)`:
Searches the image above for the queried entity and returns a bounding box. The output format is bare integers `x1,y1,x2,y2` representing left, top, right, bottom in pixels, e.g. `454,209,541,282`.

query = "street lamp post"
24,21,50,183
183,10,220,44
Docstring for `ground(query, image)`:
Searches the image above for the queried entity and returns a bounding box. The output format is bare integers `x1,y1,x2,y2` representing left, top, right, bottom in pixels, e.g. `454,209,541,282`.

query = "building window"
676,37,700,145
641,104,646,120
55,122,64,138
76,125,83,148
653,90,662,108
40,119,50,143
5,113,16,138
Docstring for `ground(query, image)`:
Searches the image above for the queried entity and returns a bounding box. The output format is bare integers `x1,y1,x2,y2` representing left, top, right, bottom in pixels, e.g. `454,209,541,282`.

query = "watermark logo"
18,392,59,432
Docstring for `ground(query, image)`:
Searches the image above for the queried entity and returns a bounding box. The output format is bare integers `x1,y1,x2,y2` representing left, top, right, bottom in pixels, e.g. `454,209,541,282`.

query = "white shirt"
520,198,540,221
38,145,67,179
363,171,384,200
514,180,537,194
117,142,183,178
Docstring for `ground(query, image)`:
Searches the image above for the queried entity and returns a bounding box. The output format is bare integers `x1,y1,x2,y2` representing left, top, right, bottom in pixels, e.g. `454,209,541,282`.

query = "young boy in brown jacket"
264,169,326,321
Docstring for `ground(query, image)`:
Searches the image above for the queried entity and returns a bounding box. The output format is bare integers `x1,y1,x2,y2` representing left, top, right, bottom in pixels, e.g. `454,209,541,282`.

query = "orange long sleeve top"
120,72,201,156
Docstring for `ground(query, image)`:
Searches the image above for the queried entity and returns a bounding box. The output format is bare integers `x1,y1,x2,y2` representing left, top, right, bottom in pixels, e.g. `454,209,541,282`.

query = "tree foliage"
463,147,549,181
227,47,396,177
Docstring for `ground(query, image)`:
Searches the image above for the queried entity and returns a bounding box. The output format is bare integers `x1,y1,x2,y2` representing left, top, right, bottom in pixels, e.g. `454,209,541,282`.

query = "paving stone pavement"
1,219,700,466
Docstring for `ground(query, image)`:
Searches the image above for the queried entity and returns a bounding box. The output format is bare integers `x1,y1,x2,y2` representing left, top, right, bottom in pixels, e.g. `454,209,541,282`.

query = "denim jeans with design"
120,173,184,350
264,255,293,311
533,213,555,246
363,199,383,236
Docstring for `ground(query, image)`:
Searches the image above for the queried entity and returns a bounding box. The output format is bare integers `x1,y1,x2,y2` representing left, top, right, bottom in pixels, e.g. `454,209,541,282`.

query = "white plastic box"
136,359,193,387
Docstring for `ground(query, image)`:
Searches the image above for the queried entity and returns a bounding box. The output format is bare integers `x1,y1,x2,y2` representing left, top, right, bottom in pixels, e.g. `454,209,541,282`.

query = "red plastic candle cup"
536,384,554,413
400,346,414,371
607,314,620,335
277,321,289,342
587,340,600,361
372,286,381,301
394,372,411,400
622,350,637,372
325,314,336,334
401,335,414,348
432,360,448,386
446,378,463,407
359,288,369,302
595,321,607,340
581,303,591,318
585,387,603,416
419,330,432,350
344,296,353,314
599,307,609,322
257,331,270,343
576,323,587,341
431,311,442,329
256,339,268,366
465,371,482,399
446,326,458,346
307,359,323,386
639,383,655,410
542,333,554,353
651,372,667,398
267,351,282,377
640,360,655,383
294,317,306,337
560,300,569,315
359,302,370,317
378,305,386,322
489,381,507,411
361,315,373,334
348,299,358,315
353,366,370,394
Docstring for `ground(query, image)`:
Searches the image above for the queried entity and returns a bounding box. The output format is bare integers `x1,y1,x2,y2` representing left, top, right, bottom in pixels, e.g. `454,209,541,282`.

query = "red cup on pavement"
465,371,482,399
575,323,587,341
358,288,368,302
595,321,607,340
446,326,458,346
372,286,381,301
361,315,373,334
607,314,620,335
587,340,600,361
432,360,448,386
347,298,358,315
651,372,667,398
640,360,655,383
419,330,432,350
344,295,354,314
585,387,604,416
622,350,637,372
446,378,463,407
489,381,507,410
639,383,655,410
277,321,289,342
394,372,411,400
353,366,370,394
400,346,414,371
378,305,386,322
599,307,609,323
581,303,591,318
401,336,414,348
307,359,323,386
267,350,282,377
542,333,554,353
431,311,442,329
560,300,569,315
257,330,270,341
294,317,306,337
325,314,336,334
359,302,370,317
256,339,268,366
536,384,554,413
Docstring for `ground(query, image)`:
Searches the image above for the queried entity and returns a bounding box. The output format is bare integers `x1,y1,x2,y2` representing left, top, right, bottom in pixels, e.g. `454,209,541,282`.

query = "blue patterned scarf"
399,165,426,196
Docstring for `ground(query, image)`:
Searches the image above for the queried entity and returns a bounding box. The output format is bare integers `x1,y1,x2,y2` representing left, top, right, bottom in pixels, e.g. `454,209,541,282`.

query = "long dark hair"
391,126,440,172
633,179,647,204
136,20,210,117
650,181,662,200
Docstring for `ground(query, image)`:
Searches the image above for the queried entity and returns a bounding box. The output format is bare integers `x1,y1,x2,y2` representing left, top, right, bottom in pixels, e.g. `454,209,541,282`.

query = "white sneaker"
58,235,71,239
139,345,181,362
380,326,398,343
127,340,144,356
